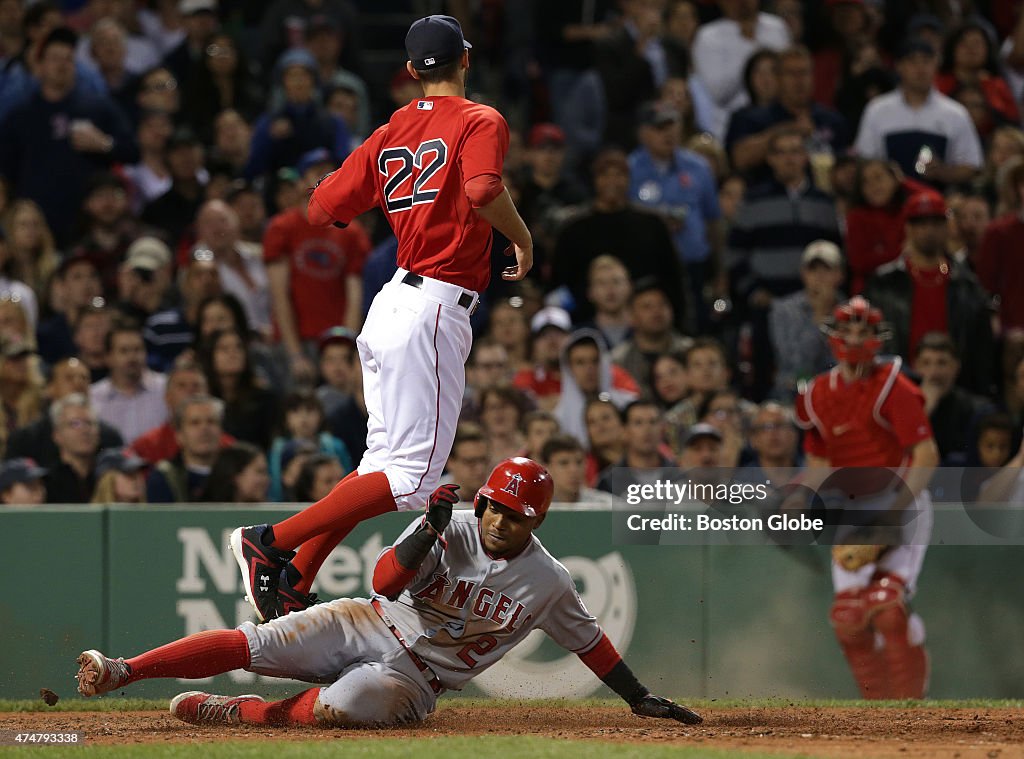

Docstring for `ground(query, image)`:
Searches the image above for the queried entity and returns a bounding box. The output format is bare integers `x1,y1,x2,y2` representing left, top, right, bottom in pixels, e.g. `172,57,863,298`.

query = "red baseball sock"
124,630,250,683
237,687,320,726
290,527,353,594
271,471,397,551
289,470,360,593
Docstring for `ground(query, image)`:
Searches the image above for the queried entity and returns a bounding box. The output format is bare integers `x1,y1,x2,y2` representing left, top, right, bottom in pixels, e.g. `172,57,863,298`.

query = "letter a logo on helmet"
475,458,554,519
502,473,524,496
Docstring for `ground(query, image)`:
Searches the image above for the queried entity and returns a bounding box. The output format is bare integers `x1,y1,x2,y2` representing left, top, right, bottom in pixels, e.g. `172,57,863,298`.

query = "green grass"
0,696,1021,713
0,736,824,759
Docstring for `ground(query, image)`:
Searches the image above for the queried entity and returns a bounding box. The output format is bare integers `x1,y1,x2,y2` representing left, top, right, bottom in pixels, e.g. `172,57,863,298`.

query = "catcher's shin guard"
861,573,928,699
867,574,928,699
829,589,888,699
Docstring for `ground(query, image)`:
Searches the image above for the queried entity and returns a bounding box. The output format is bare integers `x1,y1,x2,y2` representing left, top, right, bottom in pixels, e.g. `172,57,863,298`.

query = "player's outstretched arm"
578,633,703,725
372,484,458,599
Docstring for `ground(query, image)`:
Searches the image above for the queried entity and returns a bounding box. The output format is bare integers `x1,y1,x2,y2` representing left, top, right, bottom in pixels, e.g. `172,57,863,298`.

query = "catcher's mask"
822,295,890,366
474,457,553,519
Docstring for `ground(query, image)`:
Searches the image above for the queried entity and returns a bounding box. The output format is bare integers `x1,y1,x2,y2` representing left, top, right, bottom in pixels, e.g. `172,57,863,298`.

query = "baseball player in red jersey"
794,296,940,699
226,16,535,623
75,458,702,729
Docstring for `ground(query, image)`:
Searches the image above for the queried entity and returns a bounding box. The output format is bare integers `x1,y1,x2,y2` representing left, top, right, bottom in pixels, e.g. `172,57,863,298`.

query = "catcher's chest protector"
804,362,906,467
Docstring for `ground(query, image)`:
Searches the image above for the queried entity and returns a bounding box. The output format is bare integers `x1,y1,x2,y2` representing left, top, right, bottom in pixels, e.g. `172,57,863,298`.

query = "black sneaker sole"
229,527,272,623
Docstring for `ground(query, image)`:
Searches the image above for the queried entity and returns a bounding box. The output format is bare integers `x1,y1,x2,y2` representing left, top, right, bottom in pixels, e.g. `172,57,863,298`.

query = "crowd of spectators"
1,0,1023,507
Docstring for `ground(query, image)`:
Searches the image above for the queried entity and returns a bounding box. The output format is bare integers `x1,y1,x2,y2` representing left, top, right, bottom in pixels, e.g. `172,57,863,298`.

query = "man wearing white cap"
116,236,172,324
512,306,573,411
768,239,844,400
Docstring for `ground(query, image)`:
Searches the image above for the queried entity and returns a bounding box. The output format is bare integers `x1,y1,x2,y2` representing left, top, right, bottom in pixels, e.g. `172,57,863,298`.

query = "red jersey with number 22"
310,96,509,293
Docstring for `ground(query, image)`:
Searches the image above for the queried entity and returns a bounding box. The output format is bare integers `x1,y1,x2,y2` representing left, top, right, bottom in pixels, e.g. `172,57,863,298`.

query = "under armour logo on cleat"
258,574,270,592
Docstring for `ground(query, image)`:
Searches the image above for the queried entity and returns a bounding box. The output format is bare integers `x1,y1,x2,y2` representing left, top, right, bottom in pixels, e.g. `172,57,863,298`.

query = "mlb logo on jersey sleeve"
417,101,434,110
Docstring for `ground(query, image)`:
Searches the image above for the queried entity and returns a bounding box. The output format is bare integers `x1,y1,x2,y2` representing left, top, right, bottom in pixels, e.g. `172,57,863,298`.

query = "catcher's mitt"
832,544,887,571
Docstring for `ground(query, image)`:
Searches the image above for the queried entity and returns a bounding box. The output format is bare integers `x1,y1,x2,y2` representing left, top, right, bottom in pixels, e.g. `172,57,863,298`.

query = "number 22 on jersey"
379,139,449,213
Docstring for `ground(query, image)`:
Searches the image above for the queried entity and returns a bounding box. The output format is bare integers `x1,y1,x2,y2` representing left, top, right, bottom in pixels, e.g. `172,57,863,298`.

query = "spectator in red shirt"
864,192,994,395
512,306,572,412
263,148,370,383
937,21,1020,128
130,358,234,465
845,159,931,293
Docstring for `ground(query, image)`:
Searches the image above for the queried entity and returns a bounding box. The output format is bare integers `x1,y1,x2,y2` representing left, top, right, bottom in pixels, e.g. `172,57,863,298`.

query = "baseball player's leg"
230,688,321,726
259,289,470,553
372,302,471,511
288,469,361,594
868,492,932,698
76,629,250,696
253,285,423,556
868,576,928,698
829,588,889,698
313,660,435,727
357,321,390,476
169,688,320,727
241,598,403,682
830,548,930,698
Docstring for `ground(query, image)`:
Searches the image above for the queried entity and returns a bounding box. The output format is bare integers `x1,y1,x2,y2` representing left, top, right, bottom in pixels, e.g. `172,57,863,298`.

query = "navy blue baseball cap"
317,325,357,354
896,38,937,60
296,147,335,176
0,458,47,491
95,448,147,479
405,15,471,71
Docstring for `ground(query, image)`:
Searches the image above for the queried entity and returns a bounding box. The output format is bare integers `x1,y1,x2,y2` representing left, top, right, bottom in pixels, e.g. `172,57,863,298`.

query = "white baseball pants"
356,268,476,511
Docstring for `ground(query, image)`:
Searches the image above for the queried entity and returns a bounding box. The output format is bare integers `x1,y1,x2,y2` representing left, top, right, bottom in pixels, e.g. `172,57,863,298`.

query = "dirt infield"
1,705,1021,757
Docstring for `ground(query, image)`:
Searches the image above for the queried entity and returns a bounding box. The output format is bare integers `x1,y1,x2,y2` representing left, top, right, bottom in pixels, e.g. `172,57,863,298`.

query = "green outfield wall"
2,505,1022,701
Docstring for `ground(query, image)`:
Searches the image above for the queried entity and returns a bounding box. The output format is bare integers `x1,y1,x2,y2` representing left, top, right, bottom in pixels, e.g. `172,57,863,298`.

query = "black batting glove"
425,483,458,536
630,695,703,725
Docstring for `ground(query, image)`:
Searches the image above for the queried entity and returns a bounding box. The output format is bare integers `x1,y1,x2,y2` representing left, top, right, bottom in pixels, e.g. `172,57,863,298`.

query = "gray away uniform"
239,510,604,725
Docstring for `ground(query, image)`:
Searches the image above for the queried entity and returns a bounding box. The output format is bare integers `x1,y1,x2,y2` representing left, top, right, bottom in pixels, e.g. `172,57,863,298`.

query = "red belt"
370,598,443,695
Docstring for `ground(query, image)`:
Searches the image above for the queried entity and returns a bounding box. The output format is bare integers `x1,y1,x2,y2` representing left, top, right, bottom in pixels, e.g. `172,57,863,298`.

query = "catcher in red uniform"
795,296,940,699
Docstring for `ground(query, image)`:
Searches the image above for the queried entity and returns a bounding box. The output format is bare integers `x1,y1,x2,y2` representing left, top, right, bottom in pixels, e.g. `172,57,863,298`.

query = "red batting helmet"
824,296,888,365
474,457,554,519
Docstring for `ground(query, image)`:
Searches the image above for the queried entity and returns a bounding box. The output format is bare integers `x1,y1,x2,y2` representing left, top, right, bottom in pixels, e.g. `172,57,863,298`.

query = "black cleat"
229,525,296,622
275,565,323,618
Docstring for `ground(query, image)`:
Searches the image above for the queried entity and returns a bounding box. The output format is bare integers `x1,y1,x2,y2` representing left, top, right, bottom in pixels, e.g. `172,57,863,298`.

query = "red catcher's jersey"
309,96,509,293
795,358,933,468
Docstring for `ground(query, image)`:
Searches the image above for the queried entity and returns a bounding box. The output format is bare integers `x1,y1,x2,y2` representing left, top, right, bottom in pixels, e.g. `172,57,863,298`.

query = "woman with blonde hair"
3,199,60,298
0,339,44,459
0,297,34,345
90,449,148,504
0,243,37,330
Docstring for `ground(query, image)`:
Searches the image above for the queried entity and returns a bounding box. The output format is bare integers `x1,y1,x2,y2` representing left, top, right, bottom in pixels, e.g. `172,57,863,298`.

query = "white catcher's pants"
356,268,475,511
832,490,934,597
